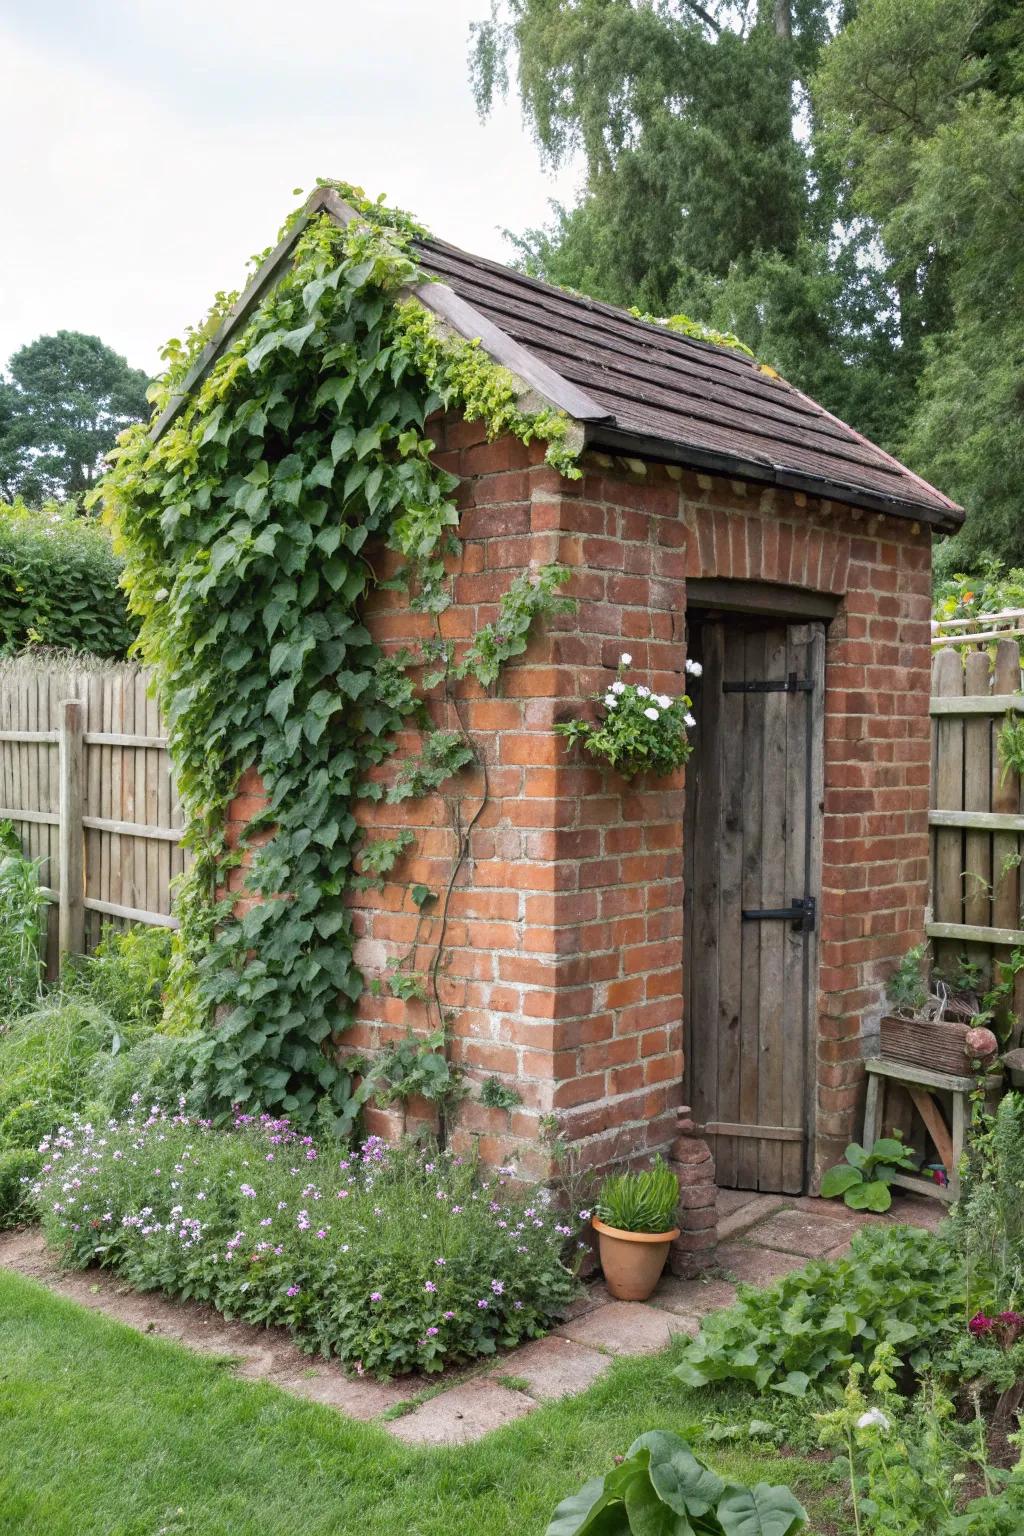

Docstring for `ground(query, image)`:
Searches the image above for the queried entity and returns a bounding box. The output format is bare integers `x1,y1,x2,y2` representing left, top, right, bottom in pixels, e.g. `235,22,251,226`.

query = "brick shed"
168,188,964,1220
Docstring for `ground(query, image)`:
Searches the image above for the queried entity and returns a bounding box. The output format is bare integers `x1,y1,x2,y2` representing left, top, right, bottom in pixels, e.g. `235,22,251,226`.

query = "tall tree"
0,332,150,503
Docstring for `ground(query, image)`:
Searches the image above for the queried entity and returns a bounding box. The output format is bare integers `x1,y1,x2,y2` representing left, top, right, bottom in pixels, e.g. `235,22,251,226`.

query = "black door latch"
741,896,816,933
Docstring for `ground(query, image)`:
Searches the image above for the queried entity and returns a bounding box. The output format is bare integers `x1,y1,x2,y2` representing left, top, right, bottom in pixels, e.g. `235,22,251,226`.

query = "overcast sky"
0,0,581,377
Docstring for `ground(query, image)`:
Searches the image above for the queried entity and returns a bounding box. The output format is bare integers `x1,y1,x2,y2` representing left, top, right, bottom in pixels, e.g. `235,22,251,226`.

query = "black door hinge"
723,672,813,694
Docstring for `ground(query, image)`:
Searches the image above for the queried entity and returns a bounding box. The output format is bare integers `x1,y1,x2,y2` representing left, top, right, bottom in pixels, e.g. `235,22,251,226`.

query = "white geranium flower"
857,1409,890,1430
684,713,696,728
685,659,703,676
636,685,651,698
620,652,632,666
657,694,672,709
604,694,618,709
611,680,626,695
643,706,660,721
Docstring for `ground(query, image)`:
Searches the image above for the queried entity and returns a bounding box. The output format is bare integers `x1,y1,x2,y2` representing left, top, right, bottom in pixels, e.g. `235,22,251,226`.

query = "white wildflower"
643,707,660,721
604,694,618,709
637,685,651,698
657,694,672,709
857,1409,890,1430
684,713,696,728
611,680,626,695
685,658,702,676
620,652,632,666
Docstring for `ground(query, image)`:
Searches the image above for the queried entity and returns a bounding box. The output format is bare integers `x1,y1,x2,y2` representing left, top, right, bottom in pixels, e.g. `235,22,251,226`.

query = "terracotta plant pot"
592,1216,680,1301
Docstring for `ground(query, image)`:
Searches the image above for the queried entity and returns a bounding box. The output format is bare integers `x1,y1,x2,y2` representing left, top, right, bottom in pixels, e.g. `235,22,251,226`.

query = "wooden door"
683,617,825,1194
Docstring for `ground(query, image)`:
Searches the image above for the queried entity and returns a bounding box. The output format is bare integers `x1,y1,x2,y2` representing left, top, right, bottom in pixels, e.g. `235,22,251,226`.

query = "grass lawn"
0,1269,850,1536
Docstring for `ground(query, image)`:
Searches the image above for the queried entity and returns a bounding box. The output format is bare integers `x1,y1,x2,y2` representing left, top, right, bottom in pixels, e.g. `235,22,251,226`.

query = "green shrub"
36,1113,581,1378
595,1156,680,1234
85,1031,204,1119
949,1090,1024,1311
545,1430,807,1536
0,500,135,657
0,998,138,1140
0,1147,41,1229
61,923,172,1034
674,1226,965,1397
0,821,46,1019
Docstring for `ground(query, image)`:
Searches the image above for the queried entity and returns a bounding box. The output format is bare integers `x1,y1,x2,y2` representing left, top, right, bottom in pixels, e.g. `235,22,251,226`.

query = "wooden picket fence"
930,635,1024,1028
0,654,187,974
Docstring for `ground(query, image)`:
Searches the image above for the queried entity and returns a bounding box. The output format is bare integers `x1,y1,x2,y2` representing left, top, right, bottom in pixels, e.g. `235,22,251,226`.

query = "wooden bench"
862,1057,975,1203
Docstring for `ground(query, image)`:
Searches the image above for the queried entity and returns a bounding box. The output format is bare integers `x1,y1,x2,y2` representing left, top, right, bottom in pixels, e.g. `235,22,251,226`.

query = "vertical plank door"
684,617,825,1194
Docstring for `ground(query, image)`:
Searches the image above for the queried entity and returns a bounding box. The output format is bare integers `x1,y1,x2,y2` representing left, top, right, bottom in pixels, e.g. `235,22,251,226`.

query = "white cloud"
0,1,581,374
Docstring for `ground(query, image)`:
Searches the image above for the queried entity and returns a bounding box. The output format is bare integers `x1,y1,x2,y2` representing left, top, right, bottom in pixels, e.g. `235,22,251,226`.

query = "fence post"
58,698,85,964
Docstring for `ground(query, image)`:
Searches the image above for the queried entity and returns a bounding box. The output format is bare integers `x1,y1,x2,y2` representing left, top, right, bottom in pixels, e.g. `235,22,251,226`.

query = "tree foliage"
0,332,150,503
0,500,134,657
472,0,1024,569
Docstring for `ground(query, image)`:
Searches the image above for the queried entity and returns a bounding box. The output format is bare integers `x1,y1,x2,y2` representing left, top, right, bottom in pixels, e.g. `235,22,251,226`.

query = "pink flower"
370,1291,382,1303
286,1286,301,1298
424,1280,437,1293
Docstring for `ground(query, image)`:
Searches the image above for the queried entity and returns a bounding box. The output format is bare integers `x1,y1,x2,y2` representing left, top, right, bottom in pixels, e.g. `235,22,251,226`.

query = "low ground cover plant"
820,1135,919,1213
674,1225,965,1397
0,820,47,1017
34,1111,582,1377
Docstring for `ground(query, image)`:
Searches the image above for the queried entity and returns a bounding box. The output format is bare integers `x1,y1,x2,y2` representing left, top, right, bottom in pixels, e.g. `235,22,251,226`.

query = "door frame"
683,585,829,1193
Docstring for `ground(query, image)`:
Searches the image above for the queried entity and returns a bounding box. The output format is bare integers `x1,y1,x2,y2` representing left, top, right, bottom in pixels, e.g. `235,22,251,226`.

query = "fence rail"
0,657,187,971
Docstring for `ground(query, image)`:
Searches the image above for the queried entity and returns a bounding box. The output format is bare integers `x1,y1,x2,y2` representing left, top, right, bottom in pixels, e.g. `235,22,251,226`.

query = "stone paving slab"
561,1301,699,1356
388,1378,536,1446
489,1334,610,1400
563,1279,611,1320
649,1274,738,1318
715,1242,808,1285
716,1194,786,1242
753,1209,858,1259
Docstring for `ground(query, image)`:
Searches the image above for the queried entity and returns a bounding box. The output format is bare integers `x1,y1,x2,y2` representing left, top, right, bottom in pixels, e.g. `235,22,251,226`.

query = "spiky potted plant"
592,1157,680,1301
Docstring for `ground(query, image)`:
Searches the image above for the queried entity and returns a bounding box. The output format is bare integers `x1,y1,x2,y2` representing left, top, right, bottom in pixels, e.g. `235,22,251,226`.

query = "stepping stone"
753,1210,854,1259
716,1244,807,1285
563,1279,611,1320
560,1301,698,1356
716,1194,786,1241
651,1274,738,1318
387,1378,536,1446
716,1188,761,1218
489,1335,609,1400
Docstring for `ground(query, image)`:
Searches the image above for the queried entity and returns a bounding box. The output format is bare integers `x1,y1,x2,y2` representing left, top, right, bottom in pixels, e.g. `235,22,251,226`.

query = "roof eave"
585,424,965,534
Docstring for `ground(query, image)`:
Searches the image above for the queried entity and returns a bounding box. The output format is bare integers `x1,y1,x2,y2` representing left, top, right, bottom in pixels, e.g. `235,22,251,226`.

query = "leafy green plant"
35,1113,580,1378
949,1090,1024,1313
0,1146,40,1230
998,713,1024,784
61,923,172,1033
595,1156,680,1234
368,1028,459,1107
0,820,46,1019
545,1430,807,1536
0,501,135,657
455,565,577,687
674,1225,965,1397
84,1031,205,1120
820,1135,919,1212
886,942,929,1016
480,1077,522,1111
556,654,696,780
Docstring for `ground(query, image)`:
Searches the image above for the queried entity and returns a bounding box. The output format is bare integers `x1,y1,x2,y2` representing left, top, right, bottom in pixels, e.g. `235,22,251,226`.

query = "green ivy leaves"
98,185,580,1133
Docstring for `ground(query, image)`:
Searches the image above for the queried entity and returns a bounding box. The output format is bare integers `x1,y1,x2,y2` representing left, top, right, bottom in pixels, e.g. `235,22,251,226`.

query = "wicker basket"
879,1014,972,1075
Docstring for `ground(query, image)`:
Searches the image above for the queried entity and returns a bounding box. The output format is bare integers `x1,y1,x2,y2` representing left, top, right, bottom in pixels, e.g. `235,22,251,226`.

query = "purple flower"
434,1257,446,1267
477,1299,489,1309
443,1310,455,1320
426,1326,439,1337
424,1280,437,1293
969,1313,995,1335
370,1291,382,1303
286,1286,301,1298
490,1279,504,1295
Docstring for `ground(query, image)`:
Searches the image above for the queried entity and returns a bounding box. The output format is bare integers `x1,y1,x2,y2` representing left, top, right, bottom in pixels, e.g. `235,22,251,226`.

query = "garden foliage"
674,1226,965,1396
595,1156,680,1234
0,501,134,657
96,182,579,1133
545,1430,807,1536
0,820,46,1016
556,654,697,780
34,1113,580,1377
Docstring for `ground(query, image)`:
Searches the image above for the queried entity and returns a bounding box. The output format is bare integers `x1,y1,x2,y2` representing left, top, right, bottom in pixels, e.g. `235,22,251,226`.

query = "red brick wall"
227,418,933,1184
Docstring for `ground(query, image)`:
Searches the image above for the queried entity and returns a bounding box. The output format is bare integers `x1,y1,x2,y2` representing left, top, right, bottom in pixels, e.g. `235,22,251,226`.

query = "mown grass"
0,1269,851,1536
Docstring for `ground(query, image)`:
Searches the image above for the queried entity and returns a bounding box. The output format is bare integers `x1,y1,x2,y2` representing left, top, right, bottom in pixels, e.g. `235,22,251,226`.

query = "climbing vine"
96,182,579,1136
